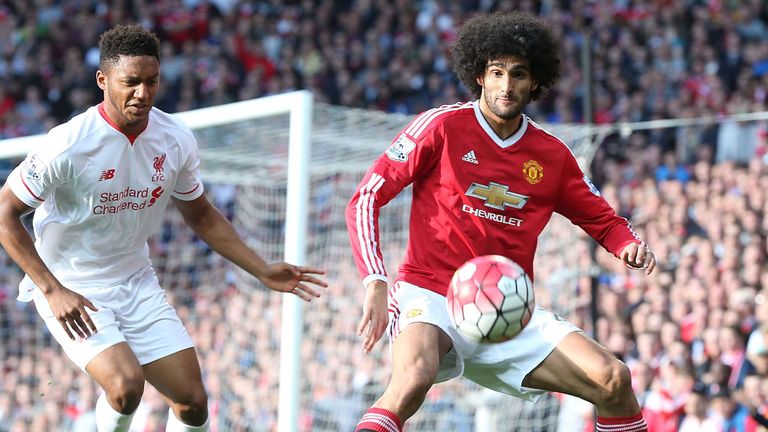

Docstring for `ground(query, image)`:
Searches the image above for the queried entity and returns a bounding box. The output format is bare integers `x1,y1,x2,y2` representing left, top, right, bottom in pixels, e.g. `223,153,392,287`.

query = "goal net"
0,93,622,432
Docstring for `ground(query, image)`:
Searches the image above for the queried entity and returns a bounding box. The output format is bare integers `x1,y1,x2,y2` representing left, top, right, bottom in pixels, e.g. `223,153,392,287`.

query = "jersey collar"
472,100,528,149
98,103,146,145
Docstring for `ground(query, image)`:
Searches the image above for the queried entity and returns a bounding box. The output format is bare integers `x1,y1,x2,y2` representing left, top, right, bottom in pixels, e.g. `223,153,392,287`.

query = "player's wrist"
363,274,388,290
366,280,388,291
39,282,64,296
248,258,270,280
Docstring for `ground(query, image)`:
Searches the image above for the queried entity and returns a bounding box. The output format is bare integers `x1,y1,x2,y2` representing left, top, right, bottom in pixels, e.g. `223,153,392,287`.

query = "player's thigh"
521,331,622,399
86,342,144,393
388,283,454,382
118,269,195,366
32,289,130,372
391,322,453,382
142,347,206,406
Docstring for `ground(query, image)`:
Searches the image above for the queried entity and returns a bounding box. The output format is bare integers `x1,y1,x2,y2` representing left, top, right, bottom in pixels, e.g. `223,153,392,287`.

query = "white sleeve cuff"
362,274,389,289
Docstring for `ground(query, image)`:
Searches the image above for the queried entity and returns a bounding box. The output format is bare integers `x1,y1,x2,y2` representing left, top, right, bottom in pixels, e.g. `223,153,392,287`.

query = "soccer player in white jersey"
0,25,326,432
346,12,656,432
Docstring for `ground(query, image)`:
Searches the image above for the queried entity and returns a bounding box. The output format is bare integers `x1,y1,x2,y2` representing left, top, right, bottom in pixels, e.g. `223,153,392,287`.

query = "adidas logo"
462,150,478,164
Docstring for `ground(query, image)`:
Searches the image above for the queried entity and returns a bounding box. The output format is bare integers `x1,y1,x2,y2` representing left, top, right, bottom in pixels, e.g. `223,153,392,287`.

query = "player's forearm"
345,187,389,284
185,207,268,277
570,206,639,257
596,221,641,258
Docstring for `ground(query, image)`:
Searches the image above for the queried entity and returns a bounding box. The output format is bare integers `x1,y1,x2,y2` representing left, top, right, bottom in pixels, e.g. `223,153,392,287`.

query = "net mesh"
0,100,611,432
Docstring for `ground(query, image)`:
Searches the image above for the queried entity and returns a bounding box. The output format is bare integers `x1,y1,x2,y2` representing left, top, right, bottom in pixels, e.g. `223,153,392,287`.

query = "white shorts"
388,281,581,401
32,267,194,371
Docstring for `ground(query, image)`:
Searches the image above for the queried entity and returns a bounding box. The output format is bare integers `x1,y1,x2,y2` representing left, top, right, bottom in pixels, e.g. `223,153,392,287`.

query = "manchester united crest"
522,160,543,184
406,309,423,318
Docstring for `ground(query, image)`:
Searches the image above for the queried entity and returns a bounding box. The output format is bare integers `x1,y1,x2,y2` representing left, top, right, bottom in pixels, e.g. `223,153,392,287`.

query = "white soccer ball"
447,255,535,343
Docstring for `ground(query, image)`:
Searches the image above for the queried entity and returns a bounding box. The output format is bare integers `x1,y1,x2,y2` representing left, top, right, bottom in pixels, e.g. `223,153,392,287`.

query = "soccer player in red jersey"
346,12,656,432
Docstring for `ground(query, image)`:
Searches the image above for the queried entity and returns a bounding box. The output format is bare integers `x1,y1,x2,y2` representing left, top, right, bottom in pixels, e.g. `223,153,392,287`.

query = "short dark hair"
450,12,562,100
98,24,160,71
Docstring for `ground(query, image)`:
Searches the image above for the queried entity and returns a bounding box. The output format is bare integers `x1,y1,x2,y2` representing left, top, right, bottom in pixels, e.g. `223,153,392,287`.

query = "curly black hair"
98,24,160,71
450,12,561,101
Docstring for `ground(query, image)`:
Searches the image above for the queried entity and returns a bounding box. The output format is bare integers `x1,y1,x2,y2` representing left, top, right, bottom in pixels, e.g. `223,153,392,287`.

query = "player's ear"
476,75,484,86
531,80,539,92
96,69,107,91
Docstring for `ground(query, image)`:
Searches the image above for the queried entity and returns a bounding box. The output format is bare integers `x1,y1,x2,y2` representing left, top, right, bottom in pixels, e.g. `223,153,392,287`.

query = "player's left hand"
620,241,657,275
259,263,327,301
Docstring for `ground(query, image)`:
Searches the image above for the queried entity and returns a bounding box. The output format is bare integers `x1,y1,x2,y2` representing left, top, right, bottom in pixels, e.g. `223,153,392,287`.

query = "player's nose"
500,78,514,94
134,83,150,100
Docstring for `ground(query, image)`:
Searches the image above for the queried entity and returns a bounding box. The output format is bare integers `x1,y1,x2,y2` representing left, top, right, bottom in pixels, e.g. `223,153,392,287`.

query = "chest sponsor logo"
466,182,528,210
385,133,416,162
463,182,527,227
92,186,165,215
522,160,543,184
152,153,166,182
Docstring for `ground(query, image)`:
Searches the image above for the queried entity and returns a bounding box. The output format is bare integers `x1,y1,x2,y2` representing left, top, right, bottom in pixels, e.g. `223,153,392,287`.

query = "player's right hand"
621,241,657,275
358,280,389,354
44,287,98,340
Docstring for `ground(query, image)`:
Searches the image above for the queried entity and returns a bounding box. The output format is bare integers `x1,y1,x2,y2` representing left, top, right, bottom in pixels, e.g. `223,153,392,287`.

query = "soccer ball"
447,255,535,343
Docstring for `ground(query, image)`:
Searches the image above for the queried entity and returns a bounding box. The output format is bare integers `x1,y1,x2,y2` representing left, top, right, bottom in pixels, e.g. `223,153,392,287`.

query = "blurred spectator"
677,390,719,432
746,321,768,375
709,388,752,431
0,0,765,165
4,1,768,431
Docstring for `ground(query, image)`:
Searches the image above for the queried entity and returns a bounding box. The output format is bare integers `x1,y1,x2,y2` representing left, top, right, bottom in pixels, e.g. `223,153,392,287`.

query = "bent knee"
106,373,145,413
389,363,437,401
405,367,437,391
594,360,633,406
173,386,209,417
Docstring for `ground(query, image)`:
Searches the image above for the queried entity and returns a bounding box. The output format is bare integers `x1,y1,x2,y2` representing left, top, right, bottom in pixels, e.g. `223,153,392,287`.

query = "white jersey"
8,104,204,301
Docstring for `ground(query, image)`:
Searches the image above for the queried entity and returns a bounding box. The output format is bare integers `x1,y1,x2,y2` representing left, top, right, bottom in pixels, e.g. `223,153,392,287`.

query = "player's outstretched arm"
173,195,327,301
620,241,657,275
0,185,98,339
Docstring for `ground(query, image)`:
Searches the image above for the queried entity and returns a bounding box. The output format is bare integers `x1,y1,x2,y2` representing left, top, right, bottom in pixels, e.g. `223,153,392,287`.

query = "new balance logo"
462,151,478,164
99,169,116,181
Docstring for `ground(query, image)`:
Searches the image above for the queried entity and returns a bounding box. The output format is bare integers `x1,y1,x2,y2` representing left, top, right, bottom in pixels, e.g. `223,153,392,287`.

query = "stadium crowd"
2,0,768,431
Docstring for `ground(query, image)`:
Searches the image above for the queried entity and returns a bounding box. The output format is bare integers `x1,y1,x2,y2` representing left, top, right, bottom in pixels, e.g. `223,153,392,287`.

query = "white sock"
166,407,209,432
95,392,135,432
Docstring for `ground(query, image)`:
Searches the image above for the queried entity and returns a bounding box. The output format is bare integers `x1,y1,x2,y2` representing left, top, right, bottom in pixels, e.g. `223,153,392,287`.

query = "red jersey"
346,101,640,296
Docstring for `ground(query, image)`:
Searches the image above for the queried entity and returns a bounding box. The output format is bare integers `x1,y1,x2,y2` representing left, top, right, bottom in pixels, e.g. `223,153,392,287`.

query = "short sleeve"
7,144,71,208
171,136,204,201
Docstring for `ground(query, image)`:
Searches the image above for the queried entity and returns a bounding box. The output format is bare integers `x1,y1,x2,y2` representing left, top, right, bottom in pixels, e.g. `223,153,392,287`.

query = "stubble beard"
484,90,528,120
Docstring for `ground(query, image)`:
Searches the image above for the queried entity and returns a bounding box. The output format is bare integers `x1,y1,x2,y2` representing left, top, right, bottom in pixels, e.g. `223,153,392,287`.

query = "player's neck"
478,102,522,140
98,103,149,140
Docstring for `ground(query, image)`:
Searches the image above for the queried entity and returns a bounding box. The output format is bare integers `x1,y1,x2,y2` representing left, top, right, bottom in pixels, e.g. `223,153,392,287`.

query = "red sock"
355,407,402,432
596,413,647,432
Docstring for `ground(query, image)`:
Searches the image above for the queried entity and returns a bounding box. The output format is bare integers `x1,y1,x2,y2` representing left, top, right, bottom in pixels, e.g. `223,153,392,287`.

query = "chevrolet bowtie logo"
466,182,529,210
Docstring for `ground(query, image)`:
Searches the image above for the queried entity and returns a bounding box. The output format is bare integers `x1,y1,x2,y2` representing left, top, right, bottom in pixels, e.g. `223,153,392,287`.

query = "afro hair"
450,12,562,100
